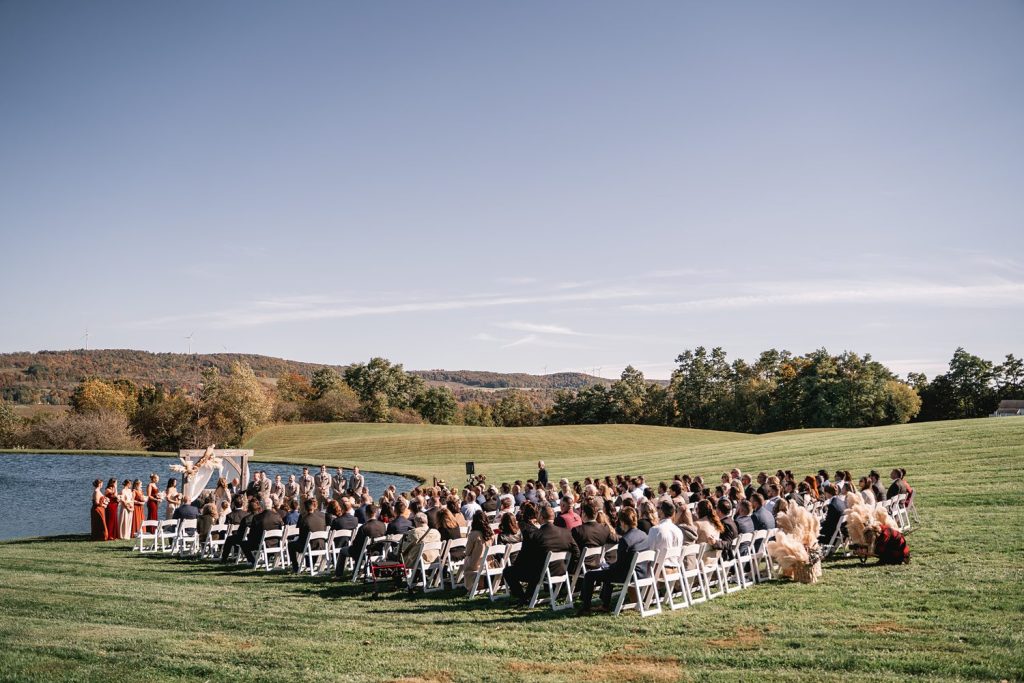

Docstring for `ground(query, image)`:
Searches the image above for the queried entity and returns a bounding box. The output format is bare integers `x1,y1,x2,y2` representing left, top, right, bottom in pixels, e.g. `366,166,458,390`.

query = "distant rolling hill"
0,349,611,405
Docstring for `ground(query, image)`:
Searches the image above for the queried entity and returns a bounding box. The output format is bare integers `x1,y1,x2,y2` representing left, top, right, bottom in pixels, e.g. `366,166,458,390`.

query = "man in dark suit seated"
331,499,360,532
750,494,776,531
335,503,386,579
387,498,413,535
221,498,261,562
713,498,739,559
578,507,648,614
734,500,755,534
571,500,613,571
290,498,327,571
502,504,577,606
242,500,284,565
173,497,200,520
818,484,847,545
225,495,248,526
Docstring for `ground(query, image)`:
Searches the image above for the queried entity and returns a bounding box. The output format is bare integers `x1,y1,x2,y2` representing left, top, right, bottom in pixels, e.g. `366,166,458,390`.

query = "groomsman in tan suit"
332,467,347,503
299,467,315,502
314,464,332,507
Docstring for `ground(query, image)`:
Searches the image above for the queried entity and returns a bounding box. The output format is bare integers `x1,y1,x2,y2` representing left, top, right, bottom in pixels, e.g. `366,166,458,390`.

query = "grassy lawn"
0,418,1022,682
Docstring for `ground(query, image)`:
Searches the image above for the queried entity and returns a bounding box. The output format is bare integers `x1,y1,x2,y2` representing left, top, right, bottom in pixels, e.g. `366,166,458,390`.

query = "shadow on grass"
1,534,91,545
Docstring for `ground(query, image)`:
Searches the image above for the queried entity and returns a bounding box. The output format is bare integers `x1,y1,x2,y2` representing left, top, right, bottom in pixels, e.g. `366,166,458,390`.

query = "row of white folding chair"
135,520,160,553
527,551,574,611
350,533,405,582
254,529,289,571
199,524,232,560
170,519,199,558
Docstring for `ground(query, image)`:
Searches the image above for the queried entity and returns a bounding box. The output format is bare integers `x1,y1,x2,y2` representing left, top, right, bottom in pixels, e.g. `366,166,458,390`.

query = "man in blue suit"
750,493,776,531
818,484,847,544
578,507,648,614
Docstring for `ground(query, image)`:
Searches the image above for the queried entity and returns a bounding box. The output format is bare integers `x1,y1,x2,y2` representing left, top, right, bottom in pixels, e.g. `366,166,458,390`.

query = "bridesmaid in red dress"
104,477,120,540
90,480,108,541
131,479,146,538
146,474,161,521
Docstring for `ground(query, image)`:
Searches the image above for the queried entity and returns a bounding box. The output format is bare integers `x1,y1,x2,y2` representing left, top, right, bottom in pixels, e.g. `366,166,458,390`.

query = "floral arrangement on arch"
170,445,223,478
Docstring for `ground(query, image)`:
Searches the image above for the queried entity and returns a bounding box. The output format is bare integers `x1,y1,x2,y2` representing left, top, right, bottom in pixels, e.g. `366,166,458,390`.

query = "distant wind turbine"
185,332,195,355
82,329,90,351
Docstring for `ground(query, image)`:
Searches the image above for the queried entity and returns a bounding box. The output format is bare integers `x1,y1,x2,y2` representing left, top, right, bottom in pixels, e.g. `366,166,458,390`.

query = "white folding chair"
895,494,912,532
283,524,299,547
821,511,850,558
735,532,758,586
171,519,198,558
570,545,605,595
300,530,331,575
351,535,386,582
201,523,231,560
254,529,288,571
527,551,574,611
718,537,744,593
699,545,725,599
157,519,179,553
407,540,447,593
657,545,687,610
136,520,159,553
326,528,352,571
488,542,521,601
612,549,662,617
466,543,505,597
905,492,921,525
752,530,774,581
679,544,709,606
443,538,469,590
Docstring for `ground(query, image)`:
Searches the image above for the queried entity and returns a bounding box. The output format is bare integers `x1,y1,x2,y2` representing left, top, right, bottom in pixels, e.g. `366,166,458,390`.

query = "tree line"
0,347,1019,452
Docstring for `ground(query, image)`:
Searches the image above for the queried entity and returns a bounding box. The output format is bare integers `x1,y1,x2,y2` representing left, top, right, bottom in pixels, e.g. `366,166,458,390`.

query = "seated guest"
572,500,613,570
640,500,685,566
887,468,908,500
282,499,300,526
672,503,699,543
463,510,494,591
764,485,782,515
578,507,647,614
858,476,876,505
330,499,360,534
335,503,386,579
196,503,218,542
173,496,200,520
242,500,284,565
324,500,342,528
735,500,755,534
637,500,657,533
694,499,724,565
554,496,582,531
290,498,327,572
750,493,776,531
712,498,739,558
400,512,441,567
221,499,261,562
818,484,847,544
869,470,886,502
497,512,522,545
387,498,413,535
502,505,577,607
225,495,248,526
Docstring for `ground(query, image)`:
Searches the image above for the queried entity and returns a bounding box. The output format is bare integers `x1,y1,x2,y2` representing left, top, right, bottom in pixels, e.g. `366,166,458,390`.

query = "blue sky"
1,1,1021,379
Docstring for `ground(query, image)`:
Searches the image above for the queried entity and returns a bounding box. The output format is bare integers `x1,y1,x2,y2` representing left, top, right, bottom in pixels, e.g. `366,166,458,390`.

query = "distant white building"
991,400,1024,417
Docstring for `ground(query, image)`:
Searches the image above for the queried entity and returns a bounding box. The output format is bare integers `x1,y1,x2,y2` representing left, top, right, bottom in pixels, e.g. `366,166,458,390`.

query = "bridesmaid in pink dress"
90,480,108,541
131,479,146,538
104,477,119,540
146,474,161,521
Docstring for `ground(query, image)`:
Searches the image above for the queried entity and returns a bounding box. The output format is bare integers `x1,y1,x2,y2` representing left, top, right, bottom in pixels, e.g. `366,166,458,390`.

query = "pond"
0,453,420,542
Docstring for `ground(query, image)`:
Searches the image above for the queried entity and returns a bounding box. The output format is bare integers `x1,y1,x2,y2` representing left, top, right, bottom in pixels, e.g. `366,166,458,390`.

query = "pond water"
0,453,419,542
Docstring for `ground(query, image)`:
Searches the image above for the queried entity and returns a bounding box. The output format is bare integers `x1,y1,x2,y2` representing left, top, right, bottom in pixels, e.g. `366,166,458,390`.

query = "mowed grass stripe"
0,418,1021,682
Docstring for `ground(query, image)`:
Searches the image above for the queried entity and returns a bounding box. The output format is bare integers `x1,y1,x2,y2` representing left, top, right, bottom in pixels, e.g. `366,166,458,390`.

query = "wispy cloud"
623,280,1024,313
130,285,654,330
496,321,583,336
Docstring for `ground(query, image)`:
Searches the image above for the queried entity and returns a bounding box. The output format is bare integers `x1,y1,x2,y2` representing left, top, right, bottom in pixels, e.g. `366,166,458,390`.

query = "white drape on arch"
178,449,251,501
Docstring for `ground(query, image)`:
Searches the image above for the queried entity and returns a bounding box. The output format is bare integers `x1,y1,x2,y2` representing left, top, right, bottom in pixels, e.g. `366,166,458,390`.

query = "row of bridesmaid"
90,474,183,541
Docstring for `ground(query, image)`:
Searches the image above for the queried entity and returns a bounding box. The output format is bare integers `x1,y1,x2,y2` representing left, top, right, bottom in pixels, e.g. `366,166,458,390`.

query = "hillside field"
0,418,1021,682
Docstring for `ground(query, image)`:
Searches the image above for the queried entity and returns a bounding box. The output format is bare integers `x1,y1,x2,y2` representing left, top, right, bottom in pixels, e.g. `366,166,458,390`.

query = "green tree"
493,390,541,427
197,362,273,445
669,347,732,429
917,348,998,420
413,386,458,425
610,365,648,423
310,368,342,400
459,402,494,427
71,378,136,416
883,380,922,424
131,387,196,451
0,401,21,448
344,357,425,422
